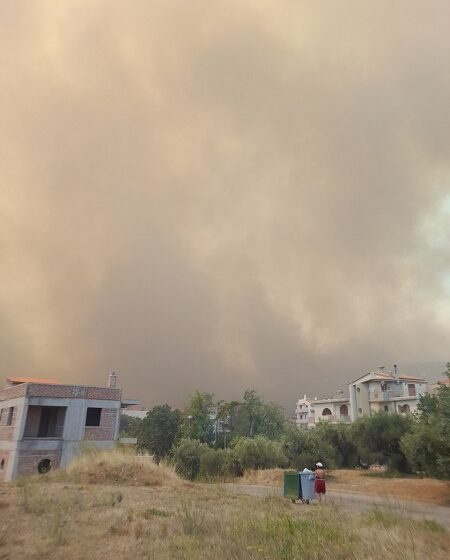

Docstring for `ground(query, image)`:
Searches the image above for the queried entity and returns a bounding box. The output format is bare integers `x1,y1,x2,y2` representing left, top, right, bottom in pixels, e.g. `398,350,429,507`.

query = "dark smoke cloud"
0,1,449,410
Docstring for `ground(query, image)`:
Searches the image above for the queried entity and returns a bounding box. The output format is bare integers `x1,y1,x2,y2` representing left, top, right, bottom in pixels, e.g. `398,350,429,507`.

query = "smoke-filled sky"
1,1,449,410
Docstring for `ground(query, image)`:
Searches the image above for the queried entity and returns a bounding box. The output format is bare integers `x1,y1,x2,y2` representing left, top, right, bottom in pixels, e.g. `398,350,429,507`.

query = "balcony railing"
320,414,352,423
369,390,403,401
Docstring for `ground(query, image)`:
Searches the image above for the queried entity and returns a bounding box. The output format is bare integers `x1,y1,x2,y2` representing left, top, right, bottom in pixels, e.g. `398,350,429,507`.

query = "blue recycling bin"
300,469,315,502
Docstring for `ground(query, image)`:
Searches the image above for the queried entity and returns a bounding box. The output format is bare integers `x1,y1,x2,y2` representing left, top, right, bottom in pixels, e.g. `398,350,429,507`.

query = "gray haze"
0,1,449,409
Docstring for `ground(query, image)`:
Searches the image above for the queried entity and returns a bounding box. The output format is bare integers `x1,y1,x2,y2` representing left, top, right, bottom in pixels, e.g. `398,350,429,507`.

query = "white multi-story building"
295,391,350,428
295,366,428,427
294,395,315,427
312,390,351,425
348,368,427,421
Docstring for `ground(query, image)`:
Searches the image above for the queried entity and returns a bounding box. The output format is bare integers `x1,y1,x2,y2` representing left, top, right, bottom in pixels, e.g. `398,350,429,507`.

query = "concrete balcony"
369,390,402,402
320,414,351,423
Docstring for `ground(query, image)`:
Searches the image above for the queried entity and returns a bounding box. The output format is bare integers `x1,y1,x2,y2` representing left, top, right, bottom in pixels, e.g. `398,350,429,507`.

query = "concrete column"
349,384,358,421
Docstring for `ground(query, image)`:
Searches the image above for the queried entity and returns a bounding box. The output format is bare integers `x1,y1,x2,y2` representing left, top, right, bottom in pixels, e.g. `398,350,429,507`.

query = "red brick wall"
0,406,19,441
0,450,10,481
84,408,118,441
17,450,62,476
0,384,27,402
27,384,121,401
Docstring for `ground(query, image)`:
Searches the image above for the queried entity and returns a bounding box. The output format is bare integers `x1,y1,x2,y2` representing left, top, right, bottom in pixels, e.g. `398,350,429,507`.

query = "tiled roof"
355,371,426,383
398,375,427,382
6,376,61,385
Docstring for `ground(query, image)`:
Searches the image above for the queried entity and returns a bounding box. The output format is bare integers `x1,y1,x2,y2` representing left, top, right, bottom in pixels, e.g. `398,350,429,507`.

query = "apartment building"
295,367,428,427
348,368,427,421
295,391,350,428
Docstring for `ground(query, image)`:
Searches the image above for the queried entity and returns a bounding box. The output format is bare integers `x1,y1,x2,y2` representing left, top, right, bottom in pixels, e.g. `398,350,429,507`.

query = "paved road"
224,484,450,529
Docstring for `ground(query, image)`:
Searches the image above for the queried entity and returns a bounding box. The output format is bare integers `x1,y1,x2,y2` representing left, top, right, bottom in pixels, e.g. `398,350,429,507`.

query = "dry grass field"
240,468,450,506
0,450,449,560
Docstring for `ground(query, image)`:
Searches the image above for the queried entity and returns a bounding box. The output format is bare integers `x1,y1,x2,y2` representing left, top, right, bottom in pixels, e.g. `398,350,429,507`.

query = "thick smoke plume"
0,1,449,408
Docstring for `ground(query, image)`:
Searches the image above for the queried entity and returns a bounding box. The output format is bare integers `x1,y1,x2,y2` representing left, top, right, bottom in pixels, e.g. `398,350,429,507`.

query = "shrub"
351,413,412,471
171,438,208,480
401,385,450,478
232,436,287,470
223,449,244,478
199,448,226,478
314,423,358,468
282,425,338,470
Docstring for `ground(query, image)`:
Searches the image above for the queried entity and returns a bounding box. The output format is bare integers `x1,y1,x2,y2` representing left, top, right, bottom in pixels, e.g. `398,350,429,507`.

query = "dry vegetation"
0,450,449,560
239,468,450,506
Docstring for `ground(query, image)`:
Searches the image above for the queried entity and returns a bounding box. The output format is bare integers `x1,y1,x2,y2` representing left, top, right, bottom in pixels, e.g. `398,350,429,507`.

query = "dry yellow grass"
55,447,179,487
0,450,448,559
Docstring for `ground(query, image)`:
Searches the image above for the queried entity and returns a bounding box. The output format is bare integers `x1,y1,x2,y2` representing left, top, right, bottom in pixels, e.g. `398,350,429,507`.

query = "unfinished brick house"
0,373,130,481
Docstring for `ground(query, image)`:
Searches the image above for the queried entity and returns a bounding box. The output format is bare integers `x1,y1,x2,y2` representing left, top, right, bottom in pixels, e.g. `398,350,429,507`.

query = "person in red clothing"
314,462,326,503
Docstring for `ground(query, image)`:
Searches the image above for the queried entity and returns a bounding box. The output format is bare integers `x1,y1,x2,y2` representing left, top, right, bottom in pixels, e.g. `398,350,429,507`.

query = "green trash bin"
283,471,301,502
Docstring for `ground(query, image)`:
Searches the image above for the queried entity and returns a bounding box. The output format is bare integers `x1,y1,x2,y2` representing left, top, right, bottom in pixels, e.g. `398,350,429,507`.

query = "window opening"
322,408,332,416
38,407,58,437
85,408,102,427
7,407,14,426
0,458,5,470
340,404,348,417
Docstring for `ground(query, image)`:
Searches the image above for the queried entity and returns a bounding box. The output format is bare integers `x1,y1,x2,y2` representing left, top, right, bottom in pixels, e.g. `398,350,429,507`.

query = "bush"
172,442,244,480
282,425,338,470
199,448,226,478
223,450,244,477
401,386,450,478
351,413,412,471
119,414,142,438
171,439,208,480
314,423,358,468
232,436,287,470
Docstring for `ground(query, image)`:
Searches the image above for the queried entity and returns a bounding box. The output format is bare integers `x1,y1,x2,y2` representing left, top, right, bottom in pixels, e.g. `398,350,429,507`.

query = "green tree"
351,412,412,471
281,424,338,469
119,414,142,438
235,390,287,439
314,422,358,468
182,390,215,444
138,404,181,463
401,363,450,478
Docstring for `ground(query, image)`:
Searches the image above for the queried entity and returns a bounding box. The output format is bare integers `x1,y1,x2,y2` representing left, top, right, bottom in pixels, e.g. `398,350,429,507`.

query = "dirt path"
224,484,450,529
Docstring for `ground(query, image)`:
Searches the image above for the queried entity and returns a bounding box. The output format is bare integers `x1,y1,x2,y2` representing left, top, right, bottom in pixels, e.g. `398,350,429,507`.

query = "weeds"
1,452,448,559
142,507,171,519
177,500,207,536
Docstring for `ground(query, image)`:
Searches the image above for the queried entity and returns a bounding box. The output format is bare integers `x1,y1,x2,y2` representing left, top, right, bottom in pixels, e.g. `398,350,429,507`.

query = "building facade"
348,370,427,421
294,395,315,427
295,391,350,428
0,377,124,482
312,391,351,425
295,368,428,427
